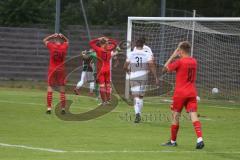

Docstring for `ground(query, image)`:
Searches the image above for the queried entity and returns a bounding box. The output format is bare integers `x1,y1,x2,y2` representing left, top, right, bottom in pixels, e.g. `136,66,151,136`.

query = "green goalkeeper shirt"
83,51,97,74
82,51,97,72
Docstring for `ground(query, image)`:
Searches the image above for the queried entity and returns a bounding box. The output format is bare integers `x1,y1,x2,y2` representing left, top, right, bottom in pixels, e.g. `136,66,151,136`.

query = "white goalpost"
125,16,240,100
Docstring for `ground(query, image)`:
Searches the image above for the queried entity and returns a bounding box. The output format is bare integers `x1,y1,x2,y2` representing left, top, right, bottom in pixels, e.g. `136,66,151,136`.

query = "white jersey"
126,49,152,80
133,45,153,58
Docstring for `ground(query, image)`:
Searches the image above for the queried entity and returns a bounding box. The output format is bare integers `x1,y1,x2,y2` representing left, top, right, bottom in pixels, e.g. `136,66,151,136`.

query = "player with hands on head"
161,41,204,149
89,36,117,106
43,33,69,115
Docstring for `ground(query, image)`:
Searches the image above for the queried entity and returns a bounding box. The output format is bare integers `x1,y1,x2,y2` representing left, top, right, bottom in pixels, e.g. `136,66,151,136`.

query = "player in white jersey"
133,37,154,57
124,39,159,123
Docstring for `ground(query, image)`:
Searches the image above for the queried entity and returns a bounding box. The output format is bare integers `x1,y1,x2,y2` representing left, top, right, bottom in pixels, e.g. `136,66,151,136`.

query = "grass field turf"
0,87,240,160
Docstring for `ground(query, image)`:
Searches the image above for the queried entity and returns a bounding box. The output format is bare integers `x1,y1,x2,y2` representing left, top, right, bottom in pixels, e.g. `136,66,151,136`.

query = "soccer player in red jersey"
161,41,204,149
89,37,117,105
43,33,69,114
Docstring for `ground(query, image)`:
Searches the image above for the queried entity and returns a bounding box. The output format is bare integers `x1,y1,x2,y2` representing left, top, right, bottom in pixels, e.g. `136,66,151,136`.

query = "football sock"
47,91,52,109
95,83,99,97
138,98,143,113
193,121,203,141
60,92,66,108
134,97,140,114
171,124,179,142
99,86,106,102
106,85,111,101
197,137,203,143
90,82,94,93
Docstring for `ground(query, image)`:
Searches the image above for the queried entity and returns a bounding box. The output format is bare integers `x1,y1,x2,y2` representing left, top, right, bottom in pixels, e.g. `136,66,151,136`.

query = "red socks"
47,91,66,109
60,92,66,108
169,121,202,142
193,121,202,138
47,92,52,109
99,86,106,102
171,124,179,142
106,85,111,101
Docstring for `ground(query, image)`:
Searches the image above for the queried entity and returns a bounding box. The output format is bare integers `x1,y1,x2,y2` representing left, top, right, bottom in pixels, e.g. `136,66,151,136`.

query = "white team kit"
126,47,153,95
133,45,153,57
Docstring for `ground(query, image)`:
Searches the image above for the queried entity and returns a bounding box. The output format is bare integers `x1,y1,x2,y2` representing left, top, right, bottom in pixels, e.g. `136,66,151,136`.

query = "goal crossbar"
128,17,240,22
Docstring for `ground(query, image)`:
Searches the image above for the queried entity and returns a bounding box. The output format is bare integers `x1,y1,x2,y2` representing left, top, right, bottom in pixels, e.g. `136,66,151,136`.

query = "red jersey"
47,42,68,71
89,38,117,73
167,57,197,98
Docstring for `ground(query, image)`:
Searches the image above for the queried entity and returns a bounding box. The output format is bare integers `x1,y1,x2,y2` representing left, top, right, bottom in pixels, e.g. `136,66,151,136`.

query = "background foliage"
0,0,240,27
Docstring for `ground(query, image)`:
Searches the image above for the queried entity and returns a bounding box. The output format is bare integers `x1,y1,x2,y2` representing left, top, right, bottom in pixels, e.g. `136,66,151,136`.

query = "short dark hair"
136,39,144,48
178,41,191,54
139,37,146,44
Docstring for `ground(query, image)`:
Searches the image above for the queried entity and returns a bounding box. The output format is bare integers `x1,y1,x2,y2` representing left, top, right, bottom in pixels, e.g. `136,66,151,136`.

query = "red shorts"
97,70,110,84
47,70,66,86
172,97,197,113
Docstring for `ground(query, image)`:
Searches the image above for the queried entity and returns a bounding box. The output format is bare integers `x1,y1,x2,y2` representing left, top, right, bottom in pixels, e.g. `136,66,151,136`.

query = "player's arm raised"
162,48,180,73
89,38,101,51
107,38,118,51
43,33,58,46
164,48,179,67
59,33,69,44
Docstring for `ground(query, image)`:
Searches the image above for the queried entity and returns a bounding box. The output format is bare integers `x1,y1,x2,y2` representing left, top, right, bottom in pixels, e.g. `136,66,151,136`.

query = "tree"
1,0,240,27
0,0,55,26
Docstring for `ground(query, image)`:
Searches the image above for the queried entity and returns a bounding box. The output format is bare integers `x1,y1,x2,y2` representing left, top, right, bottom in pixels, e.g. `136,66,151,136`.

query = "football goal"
125,17,240,101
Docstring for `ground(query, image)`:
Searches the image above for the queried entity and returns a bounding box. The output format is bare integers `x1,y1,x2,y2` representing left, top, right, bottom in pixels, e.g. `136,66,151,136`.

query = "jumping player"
43,33,69,114
89,37,117,105
124,39,159,123
161,41,204,149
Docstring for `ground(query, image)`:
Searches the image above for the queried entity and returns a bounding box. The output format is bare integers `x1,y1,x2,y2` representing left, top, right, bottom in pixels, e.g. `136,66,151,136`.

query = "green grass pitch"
0,87,240,160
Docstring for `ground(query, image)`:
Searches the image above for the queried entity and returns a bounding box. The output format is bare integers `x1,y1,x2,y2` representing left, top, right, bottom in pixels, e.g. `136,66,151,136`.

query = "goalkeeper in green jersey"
74,49,99,98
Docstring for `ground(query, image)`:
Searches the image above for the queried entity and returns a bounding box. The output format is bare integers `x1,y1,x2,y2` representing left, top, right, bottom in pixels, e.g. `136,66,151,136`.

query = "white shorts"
81,71,94,82
130,80,146,96
86,71,94,82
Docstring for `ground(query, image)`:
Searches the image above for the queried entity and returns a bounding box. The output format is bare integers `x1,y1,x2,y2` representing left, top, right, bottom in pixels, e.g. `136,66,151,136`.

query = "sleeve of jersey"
63,42,69,49
107,39,117,50
47,42,53,49
145,45,153,54
89,39,100,51
167,60,180,72
89,52,95,58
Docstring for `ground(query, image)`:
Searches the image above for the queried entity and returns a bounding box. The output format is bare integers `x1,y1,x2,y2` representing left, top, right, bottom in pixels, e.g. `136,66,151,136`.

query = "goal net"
125,17,240,101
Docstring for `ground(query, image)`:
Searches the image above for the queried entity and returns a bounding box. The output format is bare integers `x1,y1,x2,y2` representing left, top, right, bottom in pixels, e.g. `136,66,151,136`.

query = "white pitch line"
200,118,213,121
1,142,240,154
0,143,66,153
0,100,44,106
